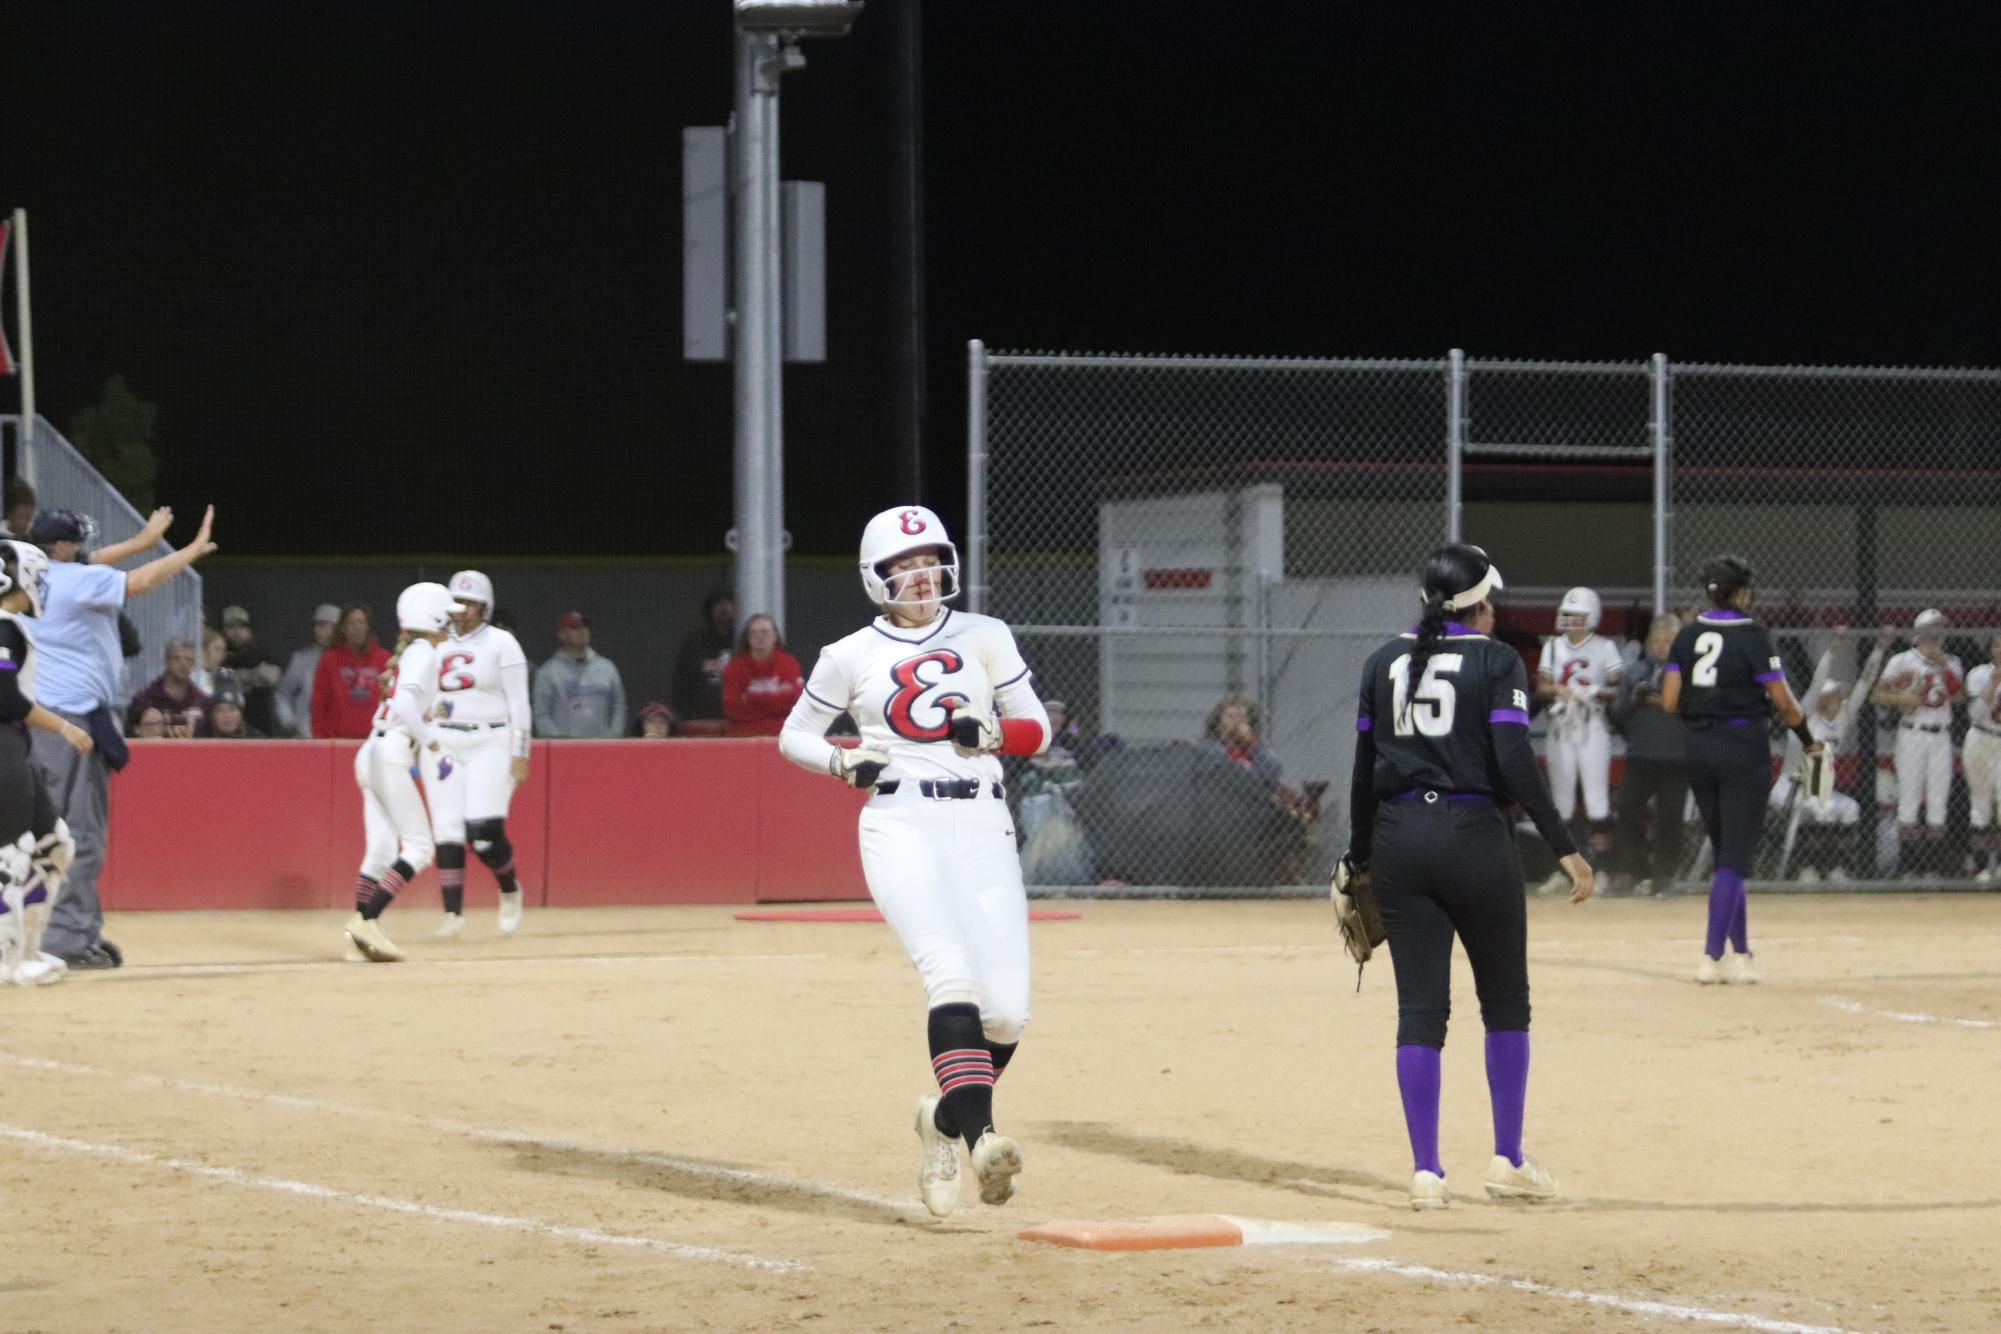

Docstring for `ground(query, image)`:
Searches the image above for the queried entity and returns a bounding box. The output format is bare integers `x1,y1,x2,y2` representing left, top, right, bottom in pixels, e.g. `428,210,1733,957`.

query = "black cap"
28,509,90,549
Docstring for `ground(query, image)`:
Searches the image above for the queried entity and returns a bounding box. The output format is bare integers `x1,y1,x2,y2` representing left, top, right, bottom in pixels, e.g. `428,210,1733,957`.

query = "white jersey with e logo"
1882,648,1964,728
798,608,1033,785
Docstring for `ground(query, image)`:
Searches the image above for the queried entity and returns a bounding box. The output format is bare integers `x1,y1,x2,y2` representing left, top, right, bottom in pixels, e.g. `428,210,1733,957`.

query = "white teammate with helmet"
1534,587,1623,891
1961,633,2001,881
779,505,1053,1219
425,570,533,936
1873,609,1964,877
343,582,463,963
0,539,86,986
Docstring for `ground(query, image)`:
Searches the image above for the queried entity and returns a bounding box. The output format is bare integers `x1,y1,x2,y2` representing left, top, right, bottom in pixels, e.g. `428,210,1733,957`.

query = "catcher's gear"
948,701,1000,757
1802,746,1835,801
30,821,75,883
829,744,891,789
0,540,50,618
1556,586,1601,634
858,506,961,609
1332,855,1387,991
1700,554,1755,604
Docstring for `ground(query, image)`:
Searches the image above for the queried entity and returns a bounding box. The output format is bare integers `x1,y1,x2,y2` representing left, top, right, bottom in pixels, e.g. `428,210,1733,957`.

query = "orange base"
1016,1215,1246,1252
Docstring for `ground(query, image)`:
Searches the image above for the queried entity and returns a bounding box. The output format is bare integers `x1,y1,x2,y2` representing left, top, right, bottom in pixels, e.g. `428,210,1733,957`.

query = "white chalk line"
1819,996,1997,1031
0,1050,919,1216
0,1122,804,1273
1330,1256,1876,1334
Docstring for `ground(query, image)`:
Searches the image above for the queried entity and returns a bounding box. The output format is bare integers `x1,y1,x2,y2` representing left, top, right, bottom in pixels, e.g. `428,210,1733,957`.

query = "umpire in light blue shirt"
28,504,218,968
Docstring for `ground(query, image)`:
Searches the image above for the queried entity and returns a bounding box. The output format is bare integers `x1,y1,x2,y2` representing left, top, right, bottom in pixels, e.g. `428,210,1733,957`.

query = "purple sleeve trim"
1489,708,1531,725
1754,670,1784,683
0,661,16,672
1355,716,1372,733
1661,662,1681,673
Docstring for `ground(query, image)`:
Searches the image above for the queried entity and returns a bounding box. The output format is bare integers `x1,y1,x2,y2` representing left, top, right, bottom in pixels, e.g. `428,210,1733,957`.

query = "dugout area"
4,894,1996,1332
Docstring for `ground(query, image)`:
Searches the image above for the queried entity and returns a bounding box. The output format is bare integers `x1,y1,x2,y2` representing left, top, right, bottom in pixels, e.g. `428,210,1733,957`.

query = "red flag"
0,218,15,377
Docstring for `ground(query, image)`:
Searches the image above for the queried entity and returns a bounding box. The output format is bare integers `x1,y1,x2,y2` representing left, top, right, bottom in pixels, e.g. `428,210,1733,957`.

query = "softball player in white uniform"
425,570,533,936
779,505,1052,1219
344,582,461,963
1872,610,1963,875
1961,636,2001,880
1535,588,1623,888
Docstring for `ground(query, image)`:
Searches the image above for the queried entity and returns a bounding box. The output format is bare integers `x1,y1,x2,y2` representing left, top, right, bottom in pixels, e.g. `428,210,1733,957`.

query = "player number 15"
1390,653,1464,738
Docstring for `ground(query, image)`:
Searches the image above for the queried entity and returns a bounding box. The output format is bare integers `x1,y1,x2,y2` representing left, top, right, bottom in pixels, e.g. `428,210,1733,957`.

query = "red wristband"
997,718,1045,756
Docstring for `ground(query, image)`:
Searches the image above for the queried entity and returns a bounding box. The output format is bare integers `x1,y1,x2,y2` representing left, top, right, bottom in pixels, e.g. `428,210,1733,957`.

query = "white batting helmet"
858,506,960,608
396,581,464,635
1557,586,1602,633
0,540,50,618
448,570,494,609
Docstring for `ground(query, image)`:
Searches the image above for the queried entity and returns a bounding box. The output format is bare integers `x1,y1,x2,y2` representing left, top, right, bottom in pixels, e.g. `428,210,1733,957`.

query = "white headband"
1440,563,1504,611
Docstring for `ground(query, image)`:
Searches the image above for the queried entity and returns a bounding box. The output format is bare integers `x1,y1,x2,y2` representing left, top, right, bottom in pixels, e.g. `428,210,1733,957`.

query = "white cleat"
1409,1170,1450,1211
12,952,67,986
1695,954,1723,985
1723,951,1760,985
1977,867,1997,886
497,890,523,936
345,913,407,963
971,1131,1023,1206
434,912,465,940
913,1094,960,1218
1485,1153,1560,1201
1532,870,1570,897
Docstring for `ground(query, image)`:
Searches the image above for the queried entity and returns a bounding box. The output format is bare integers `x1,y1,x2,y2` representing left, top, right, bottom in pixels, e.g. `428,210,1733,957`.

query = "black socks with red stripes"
437,843,466,916
927,1003,997,1152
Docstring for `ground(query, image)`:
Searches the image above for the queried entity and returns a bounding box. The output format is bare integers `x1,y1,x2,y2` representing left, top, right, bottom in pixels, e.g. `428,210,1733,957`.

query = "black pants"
0,725,57,842
1615,756,1689,883
1685,723,1772,875
1372,797,1530,1050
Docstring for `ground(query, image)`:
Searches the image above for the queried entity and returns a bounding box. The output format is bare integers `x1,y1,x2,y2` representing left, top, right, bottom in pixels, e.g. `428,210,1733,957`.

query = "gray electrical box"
682,127,729,362
781,181,826,363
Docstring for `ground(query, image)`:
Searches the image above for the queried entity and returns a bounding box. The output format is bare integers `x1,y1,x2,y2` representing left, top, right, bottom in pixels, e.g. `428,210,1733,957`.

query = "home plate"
734,909,1082,923
1018,1215,1390,1252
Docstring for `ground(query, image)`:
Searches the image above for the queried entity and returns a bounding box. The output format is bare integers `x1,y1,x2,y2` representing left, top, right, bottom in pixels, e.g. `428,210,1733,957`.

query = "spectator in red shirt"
310,603,390,739
722,613,803,737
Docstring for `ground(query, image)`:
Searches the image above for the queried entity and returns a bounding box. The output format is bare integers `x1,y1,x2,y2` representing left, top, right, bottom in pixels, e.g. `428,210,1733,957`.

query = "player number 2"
1390,653,1463,738
1691,632,1724,687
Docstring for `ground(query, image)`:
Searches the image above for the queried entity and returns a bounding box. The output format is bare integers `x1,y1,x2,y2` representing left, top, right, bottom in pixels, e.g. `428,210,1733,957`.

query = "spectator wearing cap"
126,640,212,737
276,603,341,737
310,603,390,740
218,604,284,735
202,681,265,738
671,589,735,723
532,611,627,739
29,503,219,969
635,701,678,739
722,614,803,737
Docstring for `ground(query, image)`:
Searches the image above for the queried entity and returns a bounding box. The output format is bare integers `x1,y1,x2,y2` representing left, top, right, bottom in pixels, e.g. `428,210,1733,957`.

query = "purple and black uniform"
0,617,60,848
1667,609,1785,960
1347,620,1576,1180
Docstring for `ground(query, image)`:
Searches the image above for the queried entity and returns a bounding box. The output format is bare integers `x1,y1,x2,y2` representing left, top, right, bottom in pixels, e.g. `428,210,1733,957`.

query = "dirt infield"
4,895,1997,1333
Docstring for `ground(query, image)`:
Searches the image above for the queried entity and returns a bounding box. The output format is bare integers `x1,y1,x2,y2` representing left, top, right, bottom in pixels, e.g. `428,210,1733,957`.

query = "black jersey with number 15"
1667,610,1784,723
1357,628,1536,797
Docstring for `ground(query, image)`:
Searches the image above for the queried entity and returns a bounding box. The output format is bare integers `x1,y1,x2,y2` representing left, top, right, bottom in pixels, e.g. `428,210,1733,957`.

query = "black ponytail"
1403,593,1452,727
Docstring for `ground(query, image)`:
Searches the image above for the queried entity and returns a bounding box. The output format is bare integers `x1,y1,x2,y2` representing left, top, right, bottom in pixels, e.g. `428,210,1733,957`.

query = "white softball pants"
858,786,1030,1045
356,735,436,881
1964,729,2001,829
1894,726,1953,826
424,724,516,843
1547,719,1612,822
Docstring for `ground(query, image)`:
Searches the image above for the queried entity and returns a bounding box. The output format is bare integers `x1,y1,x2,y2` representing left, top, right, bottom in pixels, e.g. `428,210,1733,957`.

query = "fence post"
964,339,988,614
1445,348,1466,543
1650,352,1672,615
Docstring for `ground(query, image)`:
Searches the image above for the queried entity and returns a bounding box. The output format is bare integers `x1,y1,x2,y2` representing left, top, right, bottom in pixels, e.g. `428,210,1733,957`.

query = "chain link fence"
971,347,2001,894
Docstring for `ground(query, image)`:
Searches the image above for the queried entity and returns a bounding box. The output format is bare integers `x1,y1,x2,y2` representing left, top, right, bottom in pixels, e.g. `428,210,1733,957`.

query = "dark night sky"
4,2,1998,555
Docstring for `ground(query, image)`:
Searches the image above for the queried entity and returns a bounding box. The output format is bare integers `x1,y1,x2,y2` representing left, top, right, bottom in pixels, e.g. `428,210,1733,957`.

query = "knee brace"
466,818,513,869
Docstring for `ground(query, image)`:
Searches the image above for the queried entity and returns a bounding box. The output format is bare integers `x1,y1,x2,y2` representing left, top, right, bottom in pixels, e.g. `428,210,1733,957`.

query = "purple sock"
1703,867,1740,959
1396,1044,1443,1176
1484,1030,1530,1168
1727,871,1750,954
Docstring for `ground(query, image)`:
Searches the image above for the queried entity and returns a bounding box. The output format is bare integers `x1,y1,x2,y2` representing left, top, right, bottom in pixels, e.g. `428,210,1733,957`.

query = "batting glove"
829,745,891,789
948,702,1001,757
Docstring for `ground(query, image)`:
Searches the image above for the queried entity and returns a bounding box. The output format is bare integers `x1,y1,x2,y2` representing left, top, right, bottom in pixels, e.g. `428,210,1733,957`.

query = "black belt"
874,779,1003,800
1901,723,1945,734
437,720,506,731
1387,788,1490,805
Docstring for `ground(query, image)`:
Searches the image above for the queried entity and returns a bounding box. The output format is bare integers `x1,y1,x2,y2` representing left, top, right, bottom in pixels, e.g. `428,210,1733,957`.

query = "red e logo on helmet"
899,509,926,536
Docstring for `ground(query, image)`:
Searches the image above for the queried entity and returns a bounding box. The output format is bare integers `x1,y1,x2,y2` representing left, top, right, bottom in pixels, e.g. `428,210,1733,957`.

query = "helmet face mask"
1,540,50,617
1557,586,1601,635
859,506,960,613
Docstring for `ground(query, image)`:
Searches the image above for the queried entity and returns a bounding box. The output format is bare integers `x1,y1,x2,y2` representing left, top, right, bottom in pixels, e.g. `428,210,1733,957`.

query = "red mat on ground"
735,908,1081,923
